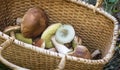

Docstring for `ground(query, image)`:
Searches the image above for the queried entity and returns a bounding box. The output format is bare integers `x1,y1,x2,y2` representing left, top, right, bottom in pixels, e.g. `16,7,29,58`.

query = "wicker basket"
0,0,119,70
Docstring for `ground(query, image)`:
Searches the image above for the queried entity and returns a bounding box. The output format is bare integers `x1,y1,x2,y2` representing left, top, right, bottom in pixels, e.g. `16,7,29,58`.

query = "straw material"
0,39,29,70
0,0,119,70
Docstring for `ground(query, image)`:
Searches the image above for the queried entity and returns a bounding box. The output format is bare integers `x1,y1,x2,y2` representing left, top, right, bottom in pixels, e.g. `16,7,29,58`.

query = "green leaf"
0,62,11,70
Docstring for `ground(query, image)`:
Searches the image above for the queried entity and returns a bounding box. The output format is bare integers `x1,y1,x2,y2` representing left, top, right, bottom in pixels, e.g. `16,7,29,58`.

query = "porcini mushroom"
68,45,91,59
21,7,48,38
3,25,32,44
3,25,20,35
3,25,21,38
32,38,45,48
16,18,23,25
70,36,91,59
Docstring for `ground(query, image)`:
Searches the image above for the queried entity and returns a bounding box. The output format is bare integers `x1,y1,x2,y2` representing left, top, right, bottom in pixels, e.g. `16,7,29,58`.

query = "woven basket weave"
0,0,119,70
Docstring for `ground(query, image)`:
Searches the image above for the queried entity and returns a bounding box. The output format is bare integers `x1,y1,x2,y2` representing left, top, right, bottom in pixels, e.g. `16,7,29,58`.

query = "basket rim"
0,0,119,65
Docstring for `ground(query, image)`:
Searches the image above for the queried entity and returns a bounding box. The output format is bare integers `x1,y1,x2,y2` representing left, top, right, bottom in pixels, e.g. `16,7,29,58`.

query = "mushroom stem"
3,26,20,34
48,48,57,52
10,31,15,39
51,36,71,54
72,36,82,49
16,18,23,25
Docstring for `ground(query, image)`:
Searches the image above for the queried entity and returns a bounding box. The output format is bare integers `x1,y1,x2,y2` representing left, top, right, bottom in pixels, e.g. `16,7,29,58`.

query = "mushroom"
55,24,75,44
72,35,82,49
15,33,32,44
32,38,45,48
51,36,72,54
68,45,91,59
3,25,20,35
10,31,15,39
3,25,33,44
48,48,57,52
3,25,21,38
64,42,72,49
70,36,91,59
41,23,62,49
21,7,48,38
16,18,23,25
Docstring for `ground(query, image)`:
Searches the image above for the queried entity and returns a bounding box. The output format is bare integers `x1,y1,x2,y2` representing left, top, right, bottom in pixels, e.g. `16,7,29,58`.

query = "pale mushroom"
51,36,72,54
55,24,75,44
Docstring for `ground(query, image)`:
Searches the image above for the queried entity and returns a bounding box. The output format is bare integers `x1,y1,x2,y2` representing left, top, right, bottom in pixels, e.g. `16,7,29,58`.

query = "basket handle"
94,0,104,12
0,39,30,70
54,55,67,70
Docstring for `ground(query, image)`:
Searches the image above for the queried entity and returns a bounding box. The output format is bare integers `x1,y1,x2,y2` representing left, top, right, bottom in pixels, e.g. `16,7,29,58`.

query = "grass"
0,62,11,70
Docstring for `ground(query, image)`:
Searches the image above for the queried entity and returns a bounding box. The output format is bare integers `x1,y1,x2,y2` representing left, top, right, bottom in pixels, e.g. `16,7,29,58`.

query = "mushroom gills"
55,24,75,44
51,36,72,54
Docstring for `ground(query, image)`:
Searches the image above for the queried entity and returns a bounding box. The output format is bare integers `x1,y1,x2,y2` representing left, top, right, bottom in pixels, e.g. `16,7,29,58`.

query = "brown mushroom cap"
69,45,91,59
21,7,48,38
33,38,44,48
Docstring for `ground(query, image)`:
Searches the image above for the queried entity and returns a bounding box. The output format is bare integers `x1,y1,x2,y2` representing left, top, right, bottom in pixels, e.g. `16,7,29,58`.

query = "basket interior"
0,0,115,69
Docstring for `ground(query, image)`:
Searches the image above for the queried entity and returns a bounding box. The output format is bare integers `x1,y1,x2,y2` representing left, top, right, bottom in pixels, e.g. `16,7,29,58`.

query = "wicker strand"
94,0,104,12
0,53,30,70
10,31,16,39
0,38,14,49
0,39,30,70
55,55,67,70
